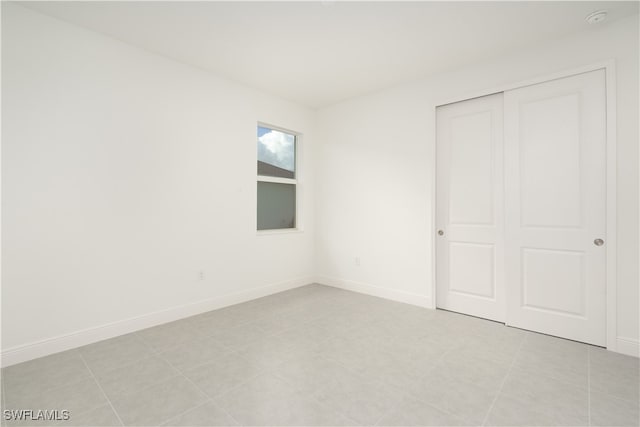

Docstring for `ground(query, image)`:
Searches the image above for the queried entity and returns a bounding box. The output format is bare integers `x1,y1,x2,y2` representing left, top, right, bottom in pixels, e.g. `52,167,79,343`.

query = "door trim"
431,60,618,353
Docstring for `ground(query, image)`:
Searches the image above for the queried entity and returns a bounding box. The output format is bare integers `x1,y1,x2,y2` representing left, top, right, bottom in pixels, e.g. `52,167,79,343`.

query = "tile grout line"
129,295,354,387
5,354,114,420
480,332,528,427
80,308,482,426
10,290,620,426
500,331,596,390
1,374,6,427
227,307,397,426
150,337,266,400
151,347,243,426
78,353,126,427
2,352,97,395
95,296,416,425
158,401,209,427
218,314,380,426
372,338,467,426
587,348,592,427
187,302,340,353
1,372,5,409
271,369,363,426
72,291,358,393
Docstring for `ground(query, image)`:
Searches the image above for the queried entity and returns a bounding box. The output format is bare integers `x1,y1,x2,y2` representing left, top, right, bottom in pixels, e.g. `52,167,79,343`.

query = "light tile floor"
1,284,638,426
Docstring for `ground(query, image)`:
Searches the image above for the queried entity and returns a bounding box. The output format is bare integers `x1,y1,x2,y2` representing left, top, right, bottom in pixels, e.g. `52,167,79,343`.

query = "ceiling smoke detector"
585,10,608,24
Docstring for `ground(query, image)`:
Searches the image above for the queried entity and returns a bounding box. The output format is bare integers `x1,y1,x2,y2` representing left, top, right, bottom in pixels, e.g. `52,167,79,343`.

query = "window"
257,125,298,230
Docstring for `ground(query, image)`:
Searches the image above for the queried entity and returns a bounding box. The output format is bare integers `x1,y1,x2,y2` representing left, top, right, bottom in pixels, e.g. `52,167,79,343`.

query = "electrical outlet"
355,257,361,266
198,271,205,280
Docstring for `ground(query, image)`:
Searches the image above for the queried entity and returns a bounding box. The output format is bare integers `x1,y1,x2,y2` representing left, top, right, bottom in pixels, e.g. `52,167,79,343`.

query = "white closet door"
504,70,607,346
436,93,505,322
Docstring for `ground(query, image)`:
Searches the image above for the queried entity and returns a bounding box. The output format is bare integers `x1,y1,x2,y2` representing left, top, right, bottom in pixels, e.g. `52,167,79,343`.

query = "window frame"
256,122,302,234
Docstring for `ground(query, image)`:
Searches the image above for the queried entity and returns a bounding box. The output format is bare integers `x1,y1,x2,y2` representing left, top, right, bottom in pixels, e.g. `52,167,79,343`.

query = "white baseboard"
5,275,631,366
1,276,312,367
616,336,640,358
317,277,640,359
316,276,432,309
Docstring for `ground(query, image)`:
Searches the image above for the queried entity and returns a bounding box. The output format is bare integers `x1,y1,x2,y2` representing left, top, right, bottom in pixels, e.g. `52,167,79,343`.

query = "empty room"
1,1,639,426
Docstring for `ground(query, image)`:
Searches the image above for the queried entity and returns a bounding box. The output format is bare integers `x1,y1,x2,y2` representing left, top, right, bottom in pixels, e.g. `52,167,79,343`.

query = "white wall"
2,3,638,364
315,15,639,355
1,4,315,364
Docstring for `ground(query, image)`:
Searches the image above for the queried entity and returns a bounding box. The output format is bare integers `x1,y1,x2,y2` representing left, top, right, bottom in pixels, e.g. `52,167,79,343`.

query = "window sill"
257,228,304,236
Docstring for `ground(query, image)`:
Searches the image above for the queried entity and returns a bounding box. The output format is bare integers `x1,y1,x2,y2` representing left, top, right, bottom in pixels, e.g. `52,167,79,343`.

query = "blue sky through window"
257,126,295,172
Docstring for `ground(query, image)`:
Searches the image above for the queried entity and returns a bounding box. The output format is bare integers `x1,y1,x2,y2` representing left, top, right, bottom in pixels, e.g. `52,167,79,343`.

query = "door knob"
594,238,604,246
438,230,444,236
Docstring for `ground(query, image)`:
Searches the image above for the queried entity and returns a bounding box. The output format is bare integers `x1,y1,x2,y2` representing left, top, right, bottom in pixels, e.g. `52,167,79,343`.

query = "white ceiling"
20,1,639,108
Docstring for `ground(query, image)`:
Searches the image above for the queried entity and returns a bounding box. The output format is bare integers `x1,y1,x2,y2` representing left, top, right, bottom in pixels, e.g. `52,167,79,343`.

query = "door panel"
519,93,582,228
449,111,495,225
504,70,606,345
449,242,495,299
436,93,505,322
521,248,585,316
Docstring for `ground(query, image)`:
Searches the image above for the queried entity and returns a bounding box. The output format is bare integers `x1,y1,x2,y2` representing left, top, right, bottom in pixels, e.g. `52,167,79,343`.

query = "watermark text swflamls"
3,409,70,421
